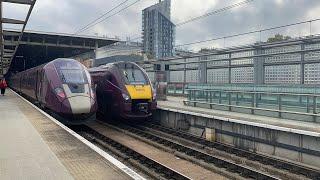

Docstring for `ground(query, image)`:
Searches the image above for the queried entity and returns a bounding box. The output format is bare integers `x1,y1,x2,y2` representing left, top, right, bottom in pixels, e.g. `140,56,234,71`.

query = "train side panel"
9,58,97,125
9,73,21,92
20,70,36,101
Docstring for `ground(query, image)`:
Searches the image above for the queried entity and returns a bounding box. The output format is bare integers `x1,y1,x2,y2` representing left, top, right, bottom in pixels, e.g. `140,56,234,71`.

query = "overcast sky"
4,0,320,51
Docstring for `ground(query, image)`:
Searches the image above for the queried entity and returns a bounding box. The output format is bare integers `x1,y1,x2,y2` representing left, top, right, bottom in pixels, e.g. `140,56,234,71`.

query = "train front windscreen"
54,60,89,94
122,66,148,85
120,63,152,100
59,69,88,84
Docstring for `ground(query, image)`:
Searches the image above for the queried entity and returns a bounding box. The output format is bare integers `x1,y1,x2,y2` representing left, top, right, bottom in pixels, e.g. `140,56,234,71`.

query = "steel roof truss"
0,0,37,75
2,18,25,24
3,31,21,36
3,49,14,53
3,0,33,5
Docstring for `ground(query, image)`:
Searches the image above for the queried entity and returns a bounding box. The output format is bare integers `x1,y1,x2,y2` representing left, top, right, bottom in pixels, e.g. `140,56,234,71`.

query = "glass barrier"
167,83,188,96
184,83,320,122
186,83,320,94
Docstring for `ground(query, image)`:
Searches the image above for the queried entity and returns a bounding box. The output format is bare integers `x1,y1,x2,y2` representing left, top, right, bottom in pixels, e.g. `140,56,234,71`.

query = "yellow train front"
89,62,157,120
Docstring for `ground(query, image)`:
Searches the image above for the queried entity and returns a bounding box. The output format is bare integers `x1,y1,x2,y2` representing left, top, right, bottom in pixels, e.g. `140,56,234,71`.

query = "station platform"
0,90,143,180
158,96,320,137
157,96,320,168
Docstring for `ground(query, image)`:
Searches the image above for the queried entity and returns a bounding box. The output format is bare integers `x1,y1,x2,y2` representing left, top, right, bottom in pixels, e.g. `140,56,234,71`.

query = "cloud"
174,0,320,50
5,0,320,51
172,0,219,23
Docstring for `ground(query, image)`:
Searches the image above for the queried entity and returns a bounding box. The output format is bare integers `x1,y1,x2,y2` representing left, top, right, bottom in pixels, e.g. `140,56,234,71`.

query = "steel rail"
73,125,191,180
113,123,279,180
143,123,320,180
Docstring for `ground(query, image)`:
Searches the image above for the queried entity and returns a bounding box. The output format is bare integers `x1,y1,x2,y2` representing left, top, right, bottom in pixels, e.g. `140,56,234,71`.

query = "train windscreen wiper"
131,67,136,82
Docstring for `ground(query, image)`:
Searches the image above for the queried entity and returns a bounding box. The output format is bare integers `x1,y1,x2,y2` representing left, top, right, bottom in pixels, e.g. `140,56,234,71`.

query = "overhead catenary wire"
174,18,318,47
76,0,142,34
74,0,130,34
176,0,254,27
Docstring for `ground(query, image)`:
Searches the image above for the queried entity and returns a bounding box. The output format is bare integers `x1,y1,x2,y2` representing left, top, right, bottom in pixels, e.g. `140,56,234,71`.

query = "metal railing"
184,87,320,122
139,21,320,122
167,82,188,96
141,34,320,86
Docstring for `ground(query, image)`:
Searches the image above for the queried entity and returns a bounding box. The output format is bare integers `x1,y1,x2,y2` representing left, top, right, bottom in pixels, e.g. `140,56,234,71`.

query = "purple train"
89,62,157,120
10,58,97,124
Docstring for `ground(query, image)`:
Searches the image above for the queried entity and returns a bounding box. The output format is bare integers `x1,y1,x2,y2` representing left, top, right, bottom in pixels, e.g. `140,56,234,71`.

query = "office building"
142,0,175,59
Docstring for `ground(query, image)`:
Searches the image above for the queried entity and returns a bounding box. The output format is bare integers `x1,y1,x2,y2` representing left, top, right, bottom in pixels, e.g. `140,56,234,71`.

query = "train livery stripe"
62,84,91,114
125,85,152,100
12,89,146,180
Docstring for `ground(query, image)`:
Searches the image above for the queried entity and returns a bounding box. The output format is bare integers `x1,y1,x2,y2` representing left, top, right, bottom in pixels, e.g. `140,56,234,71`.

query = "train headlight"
122,93,130,101
54,87,66,100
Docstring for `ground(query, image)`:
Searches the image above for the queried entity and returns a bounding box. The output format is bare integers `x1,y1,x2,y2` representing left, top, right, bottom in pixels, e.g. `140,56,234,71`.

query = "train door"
38,70,48,106
36,70,42,102
35,70,39,101
97,73,113,116
104,73,114,115
96,74,108,115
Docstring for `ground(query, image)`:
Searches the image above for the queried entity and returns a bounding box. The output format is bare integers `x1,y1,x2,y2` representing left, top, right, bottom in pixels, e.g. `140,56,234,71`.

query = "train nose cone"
65,96,92,114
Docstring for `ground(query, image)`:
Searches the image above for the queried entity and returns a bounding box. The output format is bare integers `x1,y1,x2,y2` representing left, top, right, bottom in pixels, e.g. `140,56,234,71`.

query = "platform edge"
12,89,146,180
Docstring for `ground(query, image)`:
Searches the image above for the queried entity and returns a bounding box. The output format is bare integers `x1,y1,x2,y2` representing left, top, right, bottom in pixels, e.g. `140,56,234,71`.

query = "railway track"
72,125,191,180
140,123,320,180
102,122,280,180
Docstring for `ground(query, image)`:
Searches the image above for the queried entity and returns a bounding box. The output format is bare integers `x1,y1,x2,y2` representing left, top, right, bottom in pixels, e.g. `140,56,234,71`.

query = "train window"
122,67,148,85
59,69,88,84
106,73,112,82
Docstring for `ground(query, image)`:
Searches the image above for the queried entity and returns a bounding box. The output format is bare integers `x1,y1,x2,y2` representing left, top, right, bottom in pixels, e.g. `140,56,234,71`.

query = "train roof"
51,58,78,62
89,61,139,72
14,58,81,74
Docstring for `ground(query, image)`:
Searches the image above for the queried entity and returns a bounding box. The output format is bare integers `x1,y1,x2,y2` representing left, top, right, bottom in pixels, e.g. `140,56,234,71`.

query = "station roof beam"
2,18,25,24
4,49,14,53
2,0,33,4
0,0,37,75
